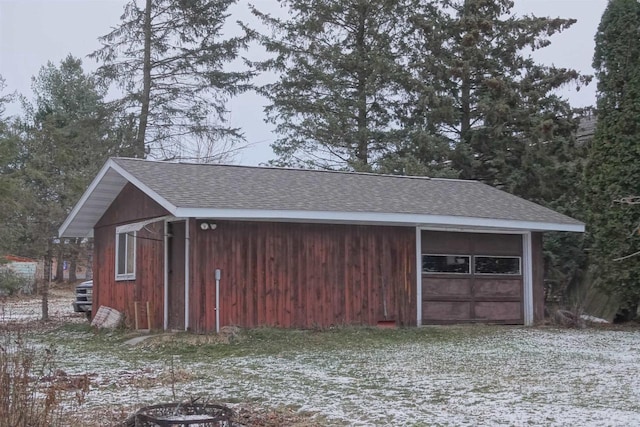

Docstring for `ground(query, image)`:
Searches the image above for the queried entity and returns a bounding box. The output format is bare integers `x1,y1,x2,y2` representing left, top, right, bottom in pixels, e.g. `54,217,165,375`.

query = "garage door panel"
474,279,521,298
422,277,472,298
423,301,471,321
474,301,522,322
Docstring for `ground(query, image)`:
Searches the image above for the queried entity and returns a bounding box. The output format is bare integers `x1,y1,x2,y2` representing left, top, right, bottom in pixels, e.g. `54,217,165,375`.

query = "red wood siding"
189,221,416,331
93,183,169,329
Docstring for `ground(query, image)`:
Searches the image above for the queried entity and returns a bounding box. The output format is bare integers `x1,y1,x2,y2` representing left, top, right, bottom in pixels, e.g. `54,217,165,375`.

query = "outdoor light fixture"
200,222,217,231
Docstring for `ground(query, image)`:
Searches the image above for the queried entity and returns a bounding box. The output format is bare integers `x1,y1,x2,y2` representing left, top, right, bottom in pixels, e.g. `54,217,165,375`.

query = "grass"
17,324,640,425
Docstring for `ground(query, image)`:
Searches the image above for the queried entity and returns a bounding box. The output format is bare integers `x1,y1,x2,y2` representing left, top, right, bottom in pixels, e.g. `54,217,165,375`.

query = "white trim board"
176,208,584,233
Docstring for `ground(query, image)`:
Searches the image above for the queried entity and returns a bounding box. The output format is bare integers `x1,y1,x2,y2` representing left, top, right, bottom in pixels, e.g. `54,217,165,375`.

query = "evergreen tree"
8,56,129,275
91,0,253,160
0,77,21,254
405,0,589,192
586,0,640,309
249,0,424,171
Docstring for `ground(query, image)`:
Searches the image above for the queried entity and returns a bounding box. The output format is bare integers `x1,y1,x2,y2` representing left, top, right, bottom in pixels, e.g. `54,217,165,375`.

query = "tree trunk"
86,238,94,280
135,0,153,158
69,238,80,282
55,243,64,283
354,4,369,171
454,0,474,179
41,246,51,322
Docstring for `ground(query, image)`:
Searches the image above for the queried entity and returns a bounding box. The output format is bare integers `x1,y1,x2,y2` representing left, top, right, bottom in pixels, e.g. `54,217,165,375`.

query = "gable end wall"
93,183,169,328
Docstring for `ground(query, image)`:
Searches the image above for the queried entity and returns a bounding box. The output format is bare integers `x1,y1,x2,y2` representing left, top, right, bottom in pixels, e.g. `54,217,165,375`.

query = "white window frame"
473,255,522,275
422,254,472,274
115,230,136,281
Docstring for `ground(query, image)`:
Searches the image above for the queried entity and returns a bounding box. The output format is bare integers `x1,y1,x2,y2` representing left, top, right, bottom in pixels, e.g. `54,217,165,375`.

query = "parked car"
73,280,93,319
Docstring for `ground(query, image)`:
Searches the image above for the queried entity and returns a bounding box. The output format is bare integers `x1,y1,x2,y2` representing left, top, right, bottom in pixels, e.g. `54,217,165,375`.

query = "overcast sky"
0,0,608,165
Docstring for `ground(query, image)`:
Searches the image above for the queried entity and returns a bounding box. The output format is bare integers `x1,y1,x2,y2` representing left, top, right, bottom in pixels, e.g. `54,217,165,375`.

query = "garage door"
421,231,523,324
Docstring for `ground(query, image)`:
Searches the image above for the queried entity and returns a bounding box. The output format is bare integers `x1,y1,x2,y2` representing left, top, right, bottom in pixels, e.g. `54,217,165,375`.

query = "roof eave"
175,207,585,233
58,159,178,238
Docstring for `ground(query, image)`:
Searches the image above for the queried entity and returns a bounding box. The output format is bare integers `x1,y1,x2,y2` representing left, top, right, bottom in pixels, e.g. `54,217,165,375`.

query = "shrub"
0,335,67,426
0,269,28,296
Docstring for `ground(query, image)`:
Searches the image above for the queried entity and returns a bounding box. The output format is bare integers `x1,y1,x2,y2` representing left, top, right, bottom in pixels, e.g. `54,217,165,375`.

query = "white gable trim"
109,161,177,215
58,159,179,238
58,160,119,237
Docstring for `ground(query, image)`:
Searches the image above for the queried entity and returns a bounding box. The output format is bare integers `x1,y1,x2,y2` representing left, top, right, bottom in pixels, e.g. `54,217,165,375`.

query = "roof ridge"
113,157,485,183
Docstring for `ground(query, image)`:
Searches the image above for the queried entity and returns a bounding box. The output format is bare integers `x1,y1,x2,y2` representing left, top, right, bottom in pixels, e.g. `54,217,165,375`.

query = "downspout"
215,269,221,333
184,219,190,331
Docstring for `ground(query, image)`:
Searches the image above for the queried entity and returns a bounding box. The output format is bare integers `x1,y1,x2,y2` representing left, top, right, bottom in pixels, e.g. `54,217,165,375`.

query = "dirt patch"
232,404,322,426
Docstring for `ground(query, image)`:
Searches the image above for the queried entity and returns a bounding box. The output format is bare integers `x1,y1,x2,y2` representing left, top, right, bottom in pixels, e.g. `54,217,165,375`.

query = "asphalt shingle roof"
112,158,582,226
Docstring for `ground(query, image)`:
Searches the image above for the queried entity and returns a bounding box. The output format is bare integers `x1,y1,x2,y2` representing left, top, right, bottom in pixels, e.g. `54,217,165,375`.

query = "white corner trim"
184,219,190,331
522,232,534,326
415,227,422,326
163,220,169,331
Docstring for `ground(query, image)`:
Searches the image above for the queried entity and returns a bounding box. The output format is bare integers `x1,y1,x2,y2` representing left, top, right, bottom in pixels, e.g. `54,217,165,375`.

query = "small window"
474,256,521,275
423,255,471,274
116,231,136,280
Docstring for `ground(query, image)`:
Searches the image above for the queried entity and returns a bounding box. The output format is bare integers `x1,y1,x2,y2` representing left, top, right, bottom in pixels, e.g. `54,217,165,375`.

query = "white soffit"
59,162,131,237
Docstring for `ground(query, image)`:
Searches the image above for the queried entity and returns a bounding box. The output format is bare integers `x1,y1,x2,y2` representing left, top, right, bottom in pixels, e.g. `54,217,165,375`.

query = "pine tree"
585,0,640,310
405,0,589,191
0,77,21,253
91,0,253,160
249,0,424,171
7,56,129,269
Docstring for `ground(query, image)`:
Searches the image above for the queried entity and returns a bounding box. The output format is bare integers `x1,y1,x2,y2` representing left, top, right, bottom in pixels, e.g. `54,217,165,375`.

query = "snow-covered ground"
2,294,639,426
0,287,83,323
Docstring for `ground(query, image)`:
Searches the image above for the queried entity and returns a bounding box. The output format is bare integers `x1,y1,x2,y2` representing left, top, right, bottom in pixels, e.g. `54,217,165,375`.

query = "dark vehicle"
73,280,93,319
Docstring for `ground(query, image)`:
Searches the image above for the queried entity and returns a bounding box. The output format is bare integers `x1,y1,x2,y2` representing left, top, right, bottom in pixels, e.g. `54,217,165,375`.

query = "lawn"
3,291,640,426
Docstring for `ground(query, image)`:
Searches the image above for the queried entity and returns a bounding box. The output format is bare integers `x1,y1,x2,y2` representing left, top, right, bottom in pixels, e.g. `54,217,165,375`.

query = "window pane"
126,233,135,275
117,233,126,275
475,256,521,275
423,255,470,274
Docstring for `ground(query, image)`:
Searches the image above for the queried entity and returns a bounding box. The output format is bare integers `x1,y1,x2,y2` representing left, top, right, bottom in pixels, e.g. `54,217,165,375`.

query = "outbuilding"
59,158,584,331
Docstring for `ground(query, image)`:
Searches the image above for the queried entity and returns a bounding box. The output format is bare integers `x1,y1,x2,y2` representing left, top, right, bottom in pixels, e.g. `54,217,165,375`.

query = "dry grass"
0,334,89,426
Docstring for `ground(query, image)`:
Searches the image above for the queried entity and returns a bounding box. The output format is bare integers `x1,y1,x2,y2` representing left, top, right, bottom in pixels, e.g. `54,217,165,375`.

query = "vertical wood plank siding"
93,183,169,329
189,221,417,332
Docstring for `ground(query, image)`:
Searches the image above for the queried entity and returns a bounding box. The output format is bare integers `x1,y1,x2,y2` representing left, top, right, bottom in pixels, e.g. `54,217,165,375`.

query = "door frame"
164,218,190,331
416,227,533,326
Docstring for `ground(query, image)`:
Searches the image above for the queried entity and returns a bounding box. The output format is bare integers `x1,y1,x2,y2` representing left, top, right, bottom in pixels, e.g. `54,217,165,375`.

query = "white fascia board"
109,161,177,215
175,207,585,233
58,160,121,237
59,159,179,238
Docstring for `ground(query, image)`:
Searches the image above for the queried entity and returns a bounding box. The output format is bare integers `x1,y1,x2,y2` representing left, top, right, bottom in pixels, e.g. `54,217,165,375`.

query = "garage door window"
423,255,471,274
474,256,521,275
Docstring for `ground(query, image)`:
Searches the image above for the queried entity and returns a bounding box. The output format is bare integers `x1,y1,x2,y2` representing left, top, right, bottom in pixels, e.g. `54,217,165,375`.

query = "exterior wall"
189,221,417,331
93,183,169,328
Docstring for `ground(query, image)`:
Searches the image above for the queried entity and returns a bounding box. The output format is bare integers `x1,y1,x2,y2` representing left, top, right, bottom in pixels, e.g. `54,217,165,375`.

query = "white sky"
0,0,608,165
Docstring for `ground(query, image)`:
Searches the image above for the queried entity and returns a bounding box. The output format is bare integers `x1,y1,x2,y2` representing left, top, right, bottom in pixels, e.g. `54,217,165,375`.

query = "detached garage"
59,158,583,331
